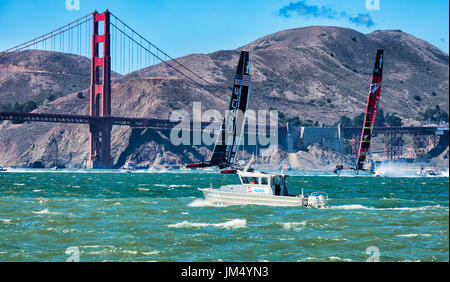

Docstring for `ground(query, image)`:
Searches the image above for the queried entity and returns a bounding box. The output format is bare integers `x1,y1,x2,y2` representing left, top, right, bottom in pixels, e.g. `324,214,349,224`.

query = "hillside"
0,26,448,168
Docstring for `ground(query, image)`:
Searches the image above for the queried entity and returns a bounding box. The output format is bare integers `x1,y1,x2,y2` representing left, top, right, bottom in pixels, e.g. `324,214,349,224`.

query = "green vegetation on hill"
420,106,449,123
1,101,38,124
335,108,402,127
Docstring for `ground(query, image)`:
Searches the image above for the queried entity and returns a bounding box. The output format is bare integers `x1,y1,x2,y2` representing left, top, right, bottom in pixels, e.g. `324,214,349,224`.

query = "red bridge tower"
86,10,112,169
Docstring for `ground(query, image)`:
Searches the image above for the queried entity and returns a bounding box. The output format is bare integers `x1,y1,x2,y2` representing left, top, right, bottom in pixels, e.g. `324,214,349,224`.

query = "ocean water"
0,169,448,262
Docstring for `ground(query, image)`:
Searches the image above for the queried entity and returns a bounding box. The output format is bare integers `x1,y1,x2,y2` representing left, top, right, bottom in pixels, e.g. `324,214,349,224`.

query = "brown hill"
0,26,448,168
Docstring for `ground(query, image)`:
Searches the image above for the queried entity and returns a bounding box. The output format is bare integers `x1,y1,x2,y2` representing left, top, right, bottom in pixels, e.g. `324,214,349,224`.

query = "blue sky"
0,0,448,59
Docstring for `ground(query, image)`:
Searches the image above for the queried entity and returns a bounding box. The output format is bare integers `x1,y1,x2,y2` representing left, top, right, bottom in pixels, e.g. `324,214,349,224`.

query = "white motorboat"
123,162,136,172
199,166,328,208
417,167,442,177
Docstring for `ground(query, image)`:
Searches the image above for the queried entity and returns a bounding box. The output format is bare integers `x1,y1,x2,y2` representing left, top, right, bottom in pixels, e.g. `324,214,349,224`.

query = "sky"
0,0,448,59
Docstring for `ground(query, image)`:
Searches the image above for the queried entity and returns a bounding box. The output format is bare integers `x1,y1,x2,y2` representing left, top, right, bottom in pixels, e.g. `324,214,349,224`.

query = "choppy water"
0,169,448,262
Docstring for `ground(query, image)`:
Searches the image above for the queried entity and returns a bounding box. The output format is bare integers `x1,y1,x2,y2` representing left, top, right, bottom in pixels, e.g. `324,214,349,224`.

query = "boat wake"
330,204,447,211
374,163,442,178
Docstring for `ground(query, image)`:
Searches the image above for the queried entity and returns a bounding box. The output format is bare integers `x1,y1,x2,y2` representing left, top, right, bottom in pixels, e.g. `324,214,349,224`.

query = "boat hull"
199,188,305,207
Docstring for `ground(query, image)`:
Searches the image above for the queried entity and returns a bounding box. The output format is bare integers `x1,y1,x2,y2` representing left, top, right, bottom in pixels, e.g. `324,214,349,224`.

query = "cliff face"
0,26,448,168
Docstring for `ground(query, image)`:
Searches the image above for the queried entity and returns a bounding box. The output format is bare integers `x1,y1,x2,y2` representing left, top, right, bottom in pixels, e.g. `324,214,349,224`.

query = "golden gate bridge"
0,10,447,168
0,10,224,169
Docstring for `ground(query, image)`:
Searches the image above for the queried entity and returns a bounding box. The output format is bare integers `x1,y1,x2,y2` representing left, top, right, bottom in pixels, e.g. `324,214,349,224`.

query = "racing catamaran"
187,51,251,170
334,49,384,176
188,51,329,208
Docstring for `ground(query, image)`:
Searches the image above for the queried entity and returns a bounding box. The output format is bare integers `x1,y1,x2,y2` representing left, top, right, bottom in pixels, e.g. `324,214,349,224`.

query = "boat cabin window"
242,176,259,184
261,177,269,185
241,177,251,184
249,177,259,184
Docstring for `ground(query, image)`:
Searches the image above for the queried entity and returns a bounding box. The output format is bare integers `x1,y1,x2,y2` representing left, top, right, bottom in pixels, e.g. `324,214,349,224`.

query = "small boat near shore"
0,166,7,172
417,167,442,177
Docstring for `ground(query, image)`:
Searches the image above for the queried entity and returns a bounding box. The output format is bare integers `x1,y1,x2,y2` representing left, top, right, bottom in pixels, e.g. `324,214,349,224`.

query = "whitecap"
329,256,352,262
330,205,372,210
396,234,418,237
138,188,150,191
188,199,217,207
32,208,61,215
0,219,12,224
122,250,138,255
142,251,160,256
281,221,307,230
168,219,246,229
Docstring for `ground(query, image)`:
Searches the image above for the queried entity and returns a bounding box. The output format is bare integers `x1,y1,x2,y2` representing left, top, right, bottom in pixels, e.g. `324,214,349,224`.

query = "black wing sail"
187,51,251,169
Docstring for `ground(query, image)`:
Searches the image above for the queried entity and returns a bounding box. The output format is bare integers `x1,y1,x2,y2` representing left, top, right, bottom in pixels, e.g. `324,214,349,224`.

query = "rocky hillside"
0,50,91,108
0,26,448,168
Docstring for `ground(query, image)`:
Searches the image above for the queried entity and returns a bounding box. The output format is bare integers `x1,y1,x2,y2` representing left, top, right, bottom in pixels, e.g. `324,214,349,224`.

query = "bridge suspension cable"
109,12,222,95
0,12,94,59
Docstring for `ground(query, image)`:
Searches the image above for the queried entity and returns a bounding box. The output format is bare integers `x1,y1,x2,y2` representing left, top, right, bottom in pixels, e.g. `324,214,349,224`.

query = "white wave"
330,204,445,212
0,219,12,224
32,208,61,215
330,204,372,210
138,188,149,191
188,199,217,207
142,250,160,256
329,256,352,262
396,233,432,237
14,183,25,186
168,219,247,229
281,221,307,230
384,205,446,212
154,184,191,188
122,250,138,255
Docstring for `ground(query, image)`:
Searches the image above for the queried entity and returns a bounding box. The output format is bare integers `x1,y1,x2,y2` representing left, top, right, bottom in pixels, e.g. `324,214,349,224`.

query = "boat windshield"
241,176,259,185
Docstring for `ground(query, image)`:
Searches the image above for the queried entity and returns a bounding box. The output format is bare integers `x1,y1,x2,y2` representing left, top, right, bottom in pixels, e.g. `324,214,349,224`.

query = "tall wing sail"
208,51,251,168
187,51,251,169
357,49,384,171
